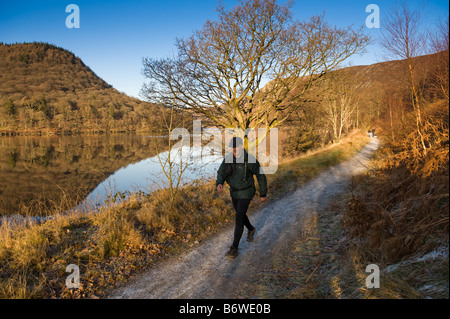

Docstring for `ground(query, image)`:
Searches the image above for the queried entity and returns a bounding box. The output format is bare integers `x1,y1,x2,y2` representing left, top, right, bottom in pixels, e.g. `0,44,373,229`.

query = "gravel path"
109,138,379,299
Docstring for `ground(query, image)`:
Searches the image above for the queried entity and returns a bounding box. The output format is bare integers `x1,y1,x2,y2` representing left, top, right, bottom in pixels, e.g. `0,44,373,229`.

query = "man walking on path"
216,137,268,259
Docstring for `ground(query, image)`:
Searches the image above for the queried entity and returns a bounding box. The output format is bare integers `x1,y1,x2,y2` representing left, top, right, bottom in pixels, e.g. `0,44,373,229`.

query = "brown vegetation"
341,9,449,298
0,182,234,298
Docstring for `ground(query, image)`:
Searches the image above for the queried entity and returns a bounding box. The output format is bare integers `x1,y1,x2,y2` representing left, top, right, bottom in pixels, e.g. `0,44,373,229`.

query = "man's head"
229,137,244,158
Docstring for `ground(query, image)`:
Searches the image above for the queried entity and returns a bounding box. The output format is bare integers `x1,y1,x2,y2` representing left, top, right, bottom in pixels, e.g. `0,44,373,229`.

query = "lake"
0,134,223,217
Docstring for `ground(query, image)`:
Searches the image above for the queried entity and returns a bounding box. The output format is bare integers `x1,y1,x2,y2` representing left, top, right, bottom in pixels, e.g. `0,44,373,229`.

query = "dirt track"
109,138,379,299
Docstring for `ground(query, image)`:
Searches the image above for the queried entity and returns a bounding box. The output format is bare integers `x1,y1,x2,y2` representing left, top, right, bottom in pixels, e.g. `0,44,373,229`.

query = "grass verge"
234,193,447,299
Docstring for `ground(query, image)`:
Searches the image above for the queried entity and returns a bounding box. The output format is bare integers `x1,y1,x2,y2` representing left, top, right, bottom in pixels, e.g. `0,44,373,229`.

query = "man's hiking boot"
247,228,256,242
225,246,238,259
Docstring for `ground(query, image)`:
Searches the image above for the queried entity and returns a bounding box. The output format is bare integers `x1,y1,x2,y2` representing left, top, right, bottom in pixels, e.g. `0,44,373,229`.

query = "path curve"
109,138,379,299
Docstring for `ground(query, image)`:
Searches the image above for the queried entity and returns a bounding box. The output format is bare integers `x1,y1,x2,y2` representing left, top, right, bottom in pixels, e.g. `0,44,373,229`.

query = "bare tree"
318,69,361,140
154,102,191,205
380,0,428,154
142,0,369,146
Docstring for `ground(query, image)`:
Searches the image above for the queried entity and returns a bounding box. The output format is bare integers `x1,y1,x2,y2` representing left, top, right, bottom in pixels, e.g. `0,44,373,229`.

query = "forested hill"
275,49,448,158
0,42,164,135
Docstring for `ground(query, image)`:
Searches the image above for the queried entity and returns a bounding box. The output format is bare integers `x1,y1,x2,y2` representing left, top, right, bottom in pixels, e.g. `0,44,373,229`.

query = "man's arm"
216,160,226,192
254,160,268,198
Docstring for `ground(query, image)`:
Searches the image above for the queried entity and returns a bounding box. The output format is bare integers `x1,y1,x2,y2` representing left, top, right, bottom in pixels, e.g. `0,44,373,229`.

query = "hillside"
277,50,448,155
0,42,164,135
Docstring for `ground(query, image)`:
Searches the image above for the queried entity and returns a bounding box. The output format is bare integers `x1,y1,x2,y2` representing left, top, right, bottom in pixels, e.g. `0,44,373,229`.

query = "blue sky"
1,0,448,99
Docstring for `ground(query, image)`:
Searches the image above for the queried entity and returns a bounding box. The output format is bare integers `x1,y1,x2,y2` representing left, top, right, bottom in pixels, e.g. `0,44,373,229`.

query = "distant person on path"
372,129,375,137
216,137,268,259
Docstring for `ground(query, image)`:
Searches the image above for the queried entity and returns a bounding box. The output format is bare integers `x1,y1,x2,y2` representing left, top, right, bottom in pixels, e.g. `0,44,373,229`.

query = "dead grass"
344,162,449,263
340,145,449,298
266,130,369,199
238,190,447,299
0,182,234,298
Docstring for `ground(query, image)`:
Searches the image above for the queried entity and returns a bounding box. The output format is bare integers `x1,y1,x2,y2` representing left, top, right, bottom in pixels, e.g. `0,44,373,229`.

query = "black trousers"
232,198,254,248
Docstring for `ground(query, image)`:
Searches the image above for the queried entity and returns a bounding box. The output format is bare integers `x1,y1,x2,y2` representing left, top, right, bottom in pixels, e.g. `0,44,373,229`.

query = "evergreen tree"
109,105,115,119
5,99,15,116
38,95,52,119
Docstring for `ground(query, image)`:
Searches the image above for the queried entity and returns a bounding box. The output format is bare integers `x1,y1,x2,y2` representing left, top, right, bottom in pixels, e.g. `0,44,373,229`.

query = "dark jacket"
216,150,268,199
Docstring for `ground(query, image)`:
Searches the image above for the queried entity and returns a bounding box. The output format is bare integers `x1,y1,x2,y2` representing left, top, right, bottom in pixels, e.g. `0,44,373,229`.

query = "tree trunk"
408,58,427,155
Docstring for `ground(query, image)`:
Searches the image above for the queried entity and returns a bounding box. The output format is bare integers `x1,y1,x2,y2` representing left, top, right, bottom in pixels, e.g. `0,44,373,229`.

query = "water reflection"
79,145,223,211
0,135,171,216
0,134,225,217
